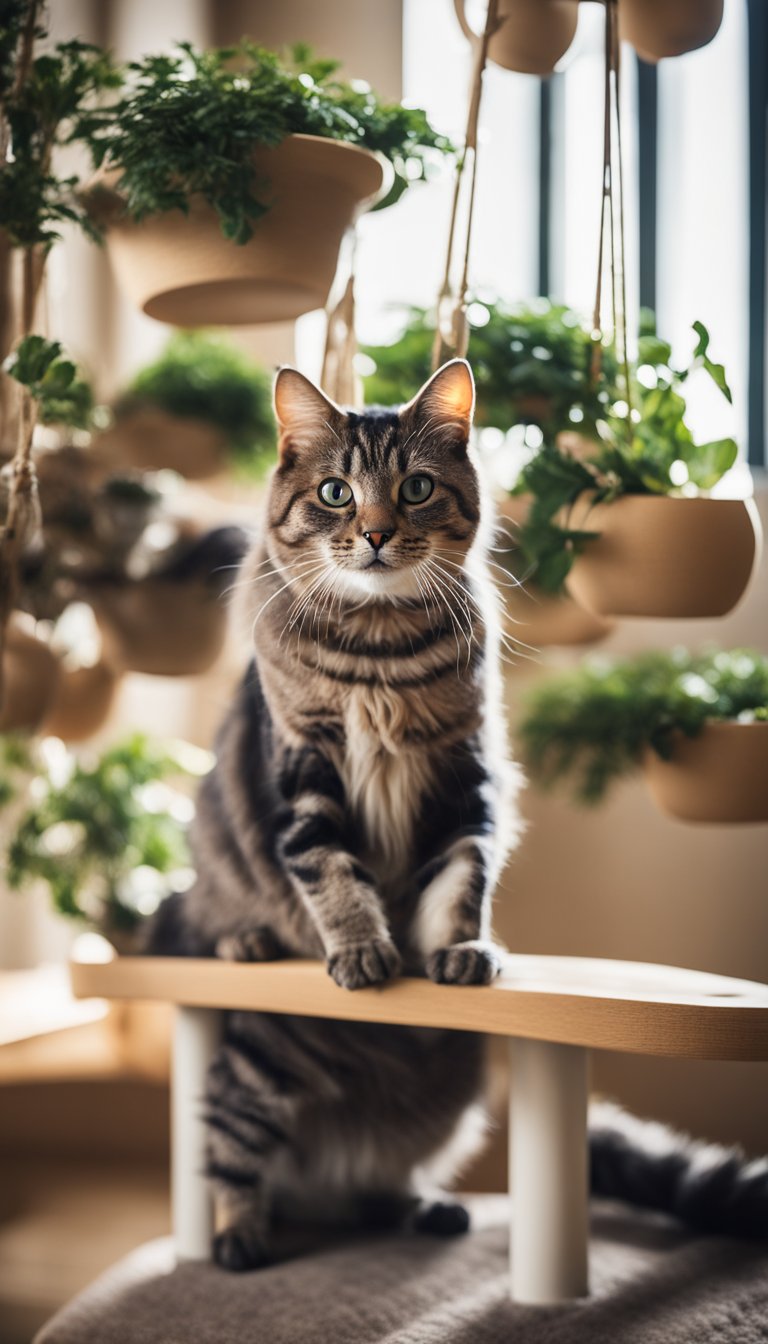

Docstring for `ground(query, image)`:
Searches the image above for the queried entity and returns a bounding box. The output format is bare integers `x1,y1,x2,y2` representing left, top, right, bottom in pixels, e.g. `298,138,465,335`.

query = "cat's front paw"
216,927,284,963
213,1227,270,1273
425,940,503,986
327,938,401,990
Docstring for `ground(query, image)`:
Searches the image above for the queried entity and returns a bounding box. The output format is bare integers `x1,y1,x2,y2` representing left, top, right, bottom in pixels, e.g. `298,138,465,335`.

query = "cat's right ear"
273,367,343,460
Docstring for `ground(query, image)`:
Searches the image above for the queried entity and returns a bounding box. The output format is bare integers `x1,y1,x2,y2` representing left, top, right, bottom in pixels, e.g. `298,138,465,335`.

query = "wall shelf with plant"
84,42,451,327
517,647,768,824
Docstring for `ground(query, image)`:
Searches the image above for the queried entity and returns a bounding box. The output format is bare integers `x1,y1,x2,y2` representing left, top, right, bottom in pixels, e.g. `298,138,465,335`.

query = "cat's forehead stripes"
340,411,401,476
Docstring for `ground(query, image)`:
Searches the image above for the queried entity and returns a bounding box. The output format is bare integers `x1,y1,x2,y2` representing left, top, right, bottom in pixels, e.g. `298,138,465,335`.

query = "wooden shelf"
70,952,768,1061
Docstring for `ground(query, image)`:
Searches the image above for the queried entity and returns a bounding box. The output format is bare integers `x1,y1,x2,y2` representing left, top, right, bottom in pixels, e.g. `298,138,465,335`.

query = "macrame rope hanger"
320,226,360,406
592,0,633,428
432,0,501,372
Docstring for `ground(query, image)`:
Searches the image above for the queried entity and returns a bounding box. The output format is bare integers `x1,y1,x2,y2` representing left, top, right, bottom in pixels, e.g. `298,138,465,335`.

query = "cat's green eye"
318,478,353,508
400,474,434,505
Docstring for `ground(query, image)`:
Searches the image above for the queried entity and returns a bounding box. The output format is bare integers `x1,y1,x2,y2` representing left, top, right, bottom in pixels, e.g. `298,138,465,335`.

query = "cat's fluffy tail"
589,1101,768,1238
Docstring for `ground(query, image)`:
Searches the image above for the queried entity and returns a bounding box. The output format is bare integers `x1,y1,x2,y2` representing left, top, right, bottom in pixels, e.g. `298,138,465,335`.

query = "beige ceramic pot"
99,409,229,481
42,661,120,742
0,619,61,733
92,580,227,677
644,722,768,825
620,0,723,62
454,0,578,74
90,135,384,326
496,494,613,647
565,493,761,619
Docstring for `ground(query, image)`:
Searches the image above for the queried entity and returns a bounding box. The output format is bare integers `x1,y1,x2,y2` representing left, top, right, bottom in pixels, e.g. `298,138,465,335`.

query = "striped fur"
149,361,524,1269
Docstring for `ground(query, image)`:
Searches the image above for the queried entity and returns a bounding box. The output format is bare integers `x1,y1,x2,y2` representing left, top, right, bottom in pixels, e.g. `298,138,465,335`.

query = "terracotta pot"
89,135,384,326
42,661,120,742
644,723,768,825
620,0,723,63
496,494,613,647
454,0,578,74
99,409,228,481
0,619,61,733
91,580,227,677
565,494,762,619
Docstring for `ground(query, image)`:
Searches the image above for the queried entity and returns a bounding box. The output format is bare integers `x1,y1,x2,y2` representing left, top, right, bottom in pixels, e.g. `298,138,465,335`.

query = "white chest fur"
342,685,433,877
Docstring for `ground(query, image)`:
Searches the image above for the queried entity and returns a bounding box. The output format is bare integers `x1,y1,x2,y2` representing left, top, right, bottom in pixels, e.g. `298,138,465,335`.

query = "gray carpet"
35,1198,768,1344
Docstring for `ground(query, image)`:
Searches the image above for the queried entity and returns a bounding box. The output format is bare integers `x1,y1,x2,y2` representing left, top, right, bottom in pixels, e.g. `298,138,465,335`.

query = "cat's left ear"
400,359,475,447
273,367,343,458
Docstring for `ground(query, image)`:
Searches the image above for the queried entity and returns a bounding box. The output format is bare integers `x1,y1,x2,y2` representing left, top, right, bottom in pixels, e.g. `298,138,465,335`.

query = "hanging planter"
643,721,768,825
0,618,61,733
517,648,768,822
89,137,384,326
104,332,276,481
565,492,761,619
84,42,450,326
91,579,227,678
619,0,724,63
453,0,578,75
100,408,229,482
497,495,613,647
42,660,120,742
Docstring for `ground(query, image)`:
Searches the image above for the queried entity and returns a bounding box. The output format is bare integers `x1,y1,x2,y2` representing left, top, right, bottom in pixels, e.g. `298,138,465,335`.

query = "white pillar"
172,1005,222,1261
509,1038,590,1304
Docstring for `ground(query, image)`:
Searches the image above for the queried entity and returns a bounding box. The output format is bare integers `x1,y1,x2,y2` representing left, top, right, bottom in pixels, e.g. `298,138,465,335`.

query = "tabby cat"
151,360,767,1268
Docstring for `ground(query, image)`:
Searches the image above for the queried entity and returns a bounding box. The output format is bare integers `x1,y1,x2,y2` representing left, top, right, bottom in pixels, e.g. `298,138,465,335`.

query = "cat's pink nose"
363,530,392,552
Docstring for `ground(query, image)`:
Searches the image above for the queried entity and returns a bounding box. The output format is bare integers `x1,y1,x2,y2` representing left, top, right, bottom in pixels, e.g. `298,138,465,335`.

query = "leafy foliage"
94,42,451,244
5,734,207,940
517,648,768,805
3,334,94,427
514,315,739,591
362,300,616,433
121,330,275,476
0,20,120,247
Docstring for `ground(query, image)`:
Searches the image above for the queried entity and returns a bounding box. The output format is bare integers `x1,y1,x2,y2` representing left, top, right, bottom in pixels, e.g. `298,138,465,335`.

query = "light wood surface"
69,953,768,1061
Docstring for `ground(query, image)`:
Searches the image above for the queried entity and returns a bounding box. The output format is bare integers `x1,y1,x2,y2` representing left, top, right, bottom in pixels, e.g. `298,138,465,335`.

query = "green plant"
517,648,768,805
93,42,451,244
0,12,120,248
5,733,209,942
120,331,275,476
362,299,616,432
514,314,739,592
3,334,94,428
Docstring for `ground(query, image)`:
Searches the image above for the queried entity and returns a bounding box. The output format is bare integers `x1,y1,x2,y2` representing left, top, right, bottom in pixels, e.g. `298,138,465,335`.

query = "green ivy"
93,42,452,244
517,648,768,805
121,330,276,477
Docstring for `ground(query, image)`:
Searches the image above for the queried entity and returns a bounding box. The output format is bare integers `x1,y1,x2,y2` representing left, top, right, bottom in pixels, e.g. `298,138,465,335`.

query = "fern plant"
517,648,768,805
91,42,451,244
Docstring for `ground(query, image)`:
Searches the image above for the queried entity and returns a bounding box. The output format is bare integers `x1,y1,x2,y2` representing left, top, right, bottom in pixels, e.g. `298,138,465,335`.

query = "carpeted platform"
34,1198,768,1344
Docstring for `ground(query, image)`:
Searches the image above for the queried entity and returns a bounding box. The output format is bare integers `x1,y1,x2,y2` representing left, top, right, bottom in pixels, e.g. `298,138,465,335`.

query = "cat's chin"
334,566,421,603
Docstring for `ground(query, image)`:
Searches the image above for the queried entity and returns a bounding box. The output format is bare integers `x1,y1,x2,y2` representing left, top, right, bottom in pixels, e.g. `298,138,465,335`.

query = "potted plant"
0,615,61,733
85,42,450,326
103,331,275,480
517,647,768,824
4,733,207,951
514,316,761,618
42,659,119,742
90,524,248,678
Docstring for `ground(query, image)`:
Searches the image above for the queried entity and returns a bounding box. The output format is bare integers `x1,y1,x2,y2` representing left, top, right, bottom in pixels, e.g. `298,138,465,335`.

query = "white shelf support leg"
172,1005,222,1262
509,1037,590,1304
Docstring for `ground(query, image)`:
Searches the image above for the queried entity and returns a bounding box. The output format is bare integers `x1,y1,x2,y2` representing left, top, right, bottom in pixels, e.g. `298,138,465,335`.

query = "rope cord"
432,0,501,371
